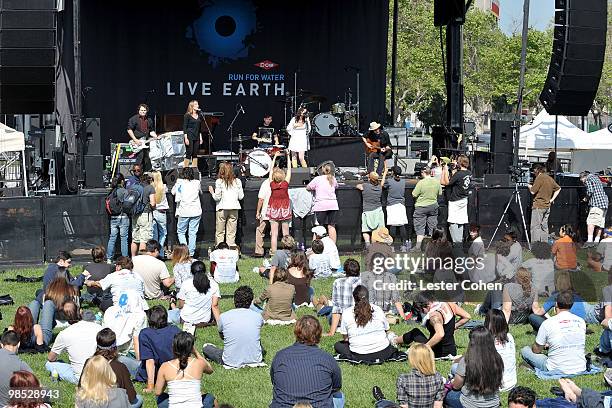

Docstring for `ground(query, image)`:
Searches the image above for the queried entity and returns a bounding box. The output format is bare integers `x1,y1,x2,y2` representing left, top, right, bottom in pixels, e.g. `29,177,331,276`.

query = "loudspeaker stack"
0,0,57,113
539,0,607,115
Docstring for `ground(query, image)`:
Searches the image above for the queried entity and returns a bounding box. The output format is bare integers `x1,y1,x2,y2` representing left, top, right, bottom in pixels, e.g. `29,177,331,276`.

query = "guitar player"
127,103,159,171
362,121,392,175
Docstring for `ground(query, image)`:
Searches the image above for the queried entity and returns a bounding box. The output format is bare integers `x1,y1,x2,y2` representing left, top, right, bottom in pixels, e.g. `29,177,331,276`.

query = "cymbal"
276,99,292,104
304,94,327,103
297,89,313,95
232,136,252,141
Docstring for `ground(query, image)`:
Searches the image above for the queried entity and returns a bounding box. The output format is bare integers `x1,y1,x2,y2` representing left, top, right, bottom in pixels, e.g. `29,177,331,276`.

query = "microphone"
344,65,360,72
145,89,156,94
195,108,202,111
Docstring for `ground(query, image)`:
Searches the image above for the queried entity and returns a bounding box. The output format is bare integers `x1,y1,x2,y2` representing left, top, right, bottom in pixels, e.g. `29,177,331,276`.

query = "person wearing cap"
580,171,609,247
311,225,341,271
362,122,392,175
357,170,388,247
45,301,102,383
412,165,443,251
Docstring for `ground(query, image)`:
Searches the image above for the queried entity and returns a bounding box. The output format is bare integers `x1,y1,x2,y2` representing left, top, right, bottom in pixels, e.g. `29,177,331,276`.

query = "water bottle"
51,369,59,383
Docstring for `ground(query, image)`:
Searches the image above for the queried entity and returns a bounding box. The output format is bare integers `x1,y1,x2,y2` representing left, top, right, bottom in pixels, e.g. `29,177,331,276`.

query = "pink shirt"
307,175,339,212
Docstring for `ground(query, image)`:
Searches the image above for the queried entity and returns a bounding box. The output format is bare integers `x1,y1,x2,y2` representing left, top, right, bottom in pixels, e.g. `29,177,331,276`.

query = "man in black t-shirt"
127,103,158,171
441,155,472,243
251,114,280,148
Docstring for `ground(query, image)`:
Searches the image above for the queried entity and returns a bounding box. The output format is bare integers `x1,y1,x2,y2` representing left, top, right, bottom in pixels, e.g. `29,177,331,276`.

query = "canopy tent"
519,110,612,151
0,122,28,197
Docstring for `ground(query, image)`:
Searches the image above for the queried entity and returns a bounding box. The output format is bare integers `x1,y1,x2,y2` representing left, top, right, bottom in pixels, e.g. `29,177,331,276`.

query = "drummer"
251,114,280,148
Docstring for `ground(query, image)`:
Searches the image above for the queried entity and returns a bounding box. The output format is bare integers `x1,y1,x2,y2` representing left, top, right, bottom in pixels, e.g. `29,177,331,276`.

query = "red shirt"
269,180,290,209
552,235,577,269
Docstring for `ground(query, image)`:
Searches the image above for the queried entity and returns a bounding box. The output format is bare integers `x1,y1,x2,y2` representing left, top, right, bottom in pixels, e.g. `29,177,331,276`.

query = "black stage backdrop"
81,0,389,159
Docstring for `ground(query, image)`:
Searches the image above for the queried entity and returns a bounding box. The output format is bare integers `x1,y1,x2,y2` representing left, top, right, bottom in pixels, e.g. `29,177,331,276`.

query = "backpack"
122,183,146,215
105,188,125,216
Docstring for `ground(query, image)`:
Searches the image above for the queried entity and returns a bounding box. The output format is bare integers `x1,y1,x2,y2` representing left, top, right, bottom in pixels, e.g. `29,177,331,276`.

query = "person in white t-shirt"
45,302,101,383
102,290,148,376
132,240,173,299
521,290,586,374
311,225,341,271
85,256,147,311
334,285,400,363
485,309,516,391
210,242,239,283
308,239,332,278
168,261,221,327
521,242,555,296
254,178,271,257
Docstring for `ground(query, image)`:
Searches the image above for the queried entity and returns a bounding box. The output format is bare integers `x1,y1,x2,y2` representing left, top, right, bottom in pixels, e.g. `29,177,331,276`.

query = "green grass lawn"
0,255,610,408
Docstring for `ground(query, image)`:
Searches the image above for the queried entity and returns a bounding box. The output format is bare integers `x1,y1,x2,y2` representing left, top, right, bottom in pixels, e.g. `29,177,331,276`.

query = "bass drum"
247,149,272,177
313,112,339,137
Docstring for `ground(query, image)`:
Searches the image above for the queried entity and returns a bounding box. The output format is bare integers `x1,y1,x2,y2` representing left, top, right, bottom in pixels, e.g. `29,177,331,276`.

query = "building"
474,0,500,20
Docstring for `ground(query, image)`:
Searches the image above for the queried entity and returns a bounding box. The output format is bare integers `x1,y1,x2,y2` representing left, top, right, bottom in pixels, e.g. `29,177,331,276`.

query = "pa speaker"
539,0,607,116
490,120,513,155
0,3,56,114
434,0,465,26
84,155,104,188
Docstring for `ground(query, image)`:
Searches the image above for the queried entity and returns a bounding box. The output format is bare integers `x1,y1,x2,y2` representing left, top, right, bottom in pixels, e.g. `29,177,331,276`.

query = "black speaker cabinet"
490,120,513,154
84,155,104,188
539,0,607,115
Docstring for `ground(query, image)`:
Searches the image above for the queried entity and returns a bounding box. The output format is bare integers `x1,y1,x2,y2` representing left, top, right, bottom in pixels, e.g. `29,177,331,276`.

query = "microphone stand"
197,110,214,153
226,105,244,159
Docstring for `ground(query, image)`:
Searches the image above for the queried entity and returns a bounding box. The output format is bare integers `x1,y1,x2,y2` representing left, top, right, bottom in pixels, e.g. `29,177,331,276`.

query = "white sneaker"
183,322,195,335
252,267,260,274
474,304,481,315
263,259,271,269
387,331,398,344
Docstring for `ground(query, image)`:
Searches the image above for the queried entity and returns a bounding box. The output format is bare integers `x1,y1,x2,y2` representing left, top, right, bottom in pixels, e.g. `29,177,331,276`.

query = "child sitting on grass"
253,267,296,322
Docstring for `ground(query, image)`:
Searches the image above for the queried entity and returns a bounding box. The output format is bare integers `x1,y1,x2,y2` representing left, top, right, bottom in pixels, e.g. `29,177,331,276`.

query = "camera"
508,164,530,183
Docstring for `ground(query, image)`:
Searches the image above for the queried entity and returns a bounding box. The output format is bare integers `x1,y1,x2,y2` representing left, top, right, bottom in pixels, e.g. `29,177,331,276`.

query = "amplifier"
484,174,512,188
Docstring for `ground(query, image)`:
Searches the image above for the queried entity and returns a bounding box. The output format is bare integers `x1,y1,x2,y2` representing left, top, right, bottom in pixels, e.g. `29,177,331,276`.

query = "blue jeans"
318,305,333,325
167,308,181,324
177,216,201,256
28,299,55,345
130,395,143,408
118,354,140,378
156,392,214,408
107,215,130,260
152,210,168,258
445,390,463,408
375,400,400,408
45,360,77,383
332,391,345,408
529,314,546,332
520,345,549,371
600,329,612,354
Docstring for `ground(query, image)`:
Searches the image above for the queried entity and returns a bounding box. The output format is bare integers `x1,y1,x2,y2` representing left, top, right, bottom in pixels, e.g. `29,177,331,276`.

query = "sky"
499,0,555,35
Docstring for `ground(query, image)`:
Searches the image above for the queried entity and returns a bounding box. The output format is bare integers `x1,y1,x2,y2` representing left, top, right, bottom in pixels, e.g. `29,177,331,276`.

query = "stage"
0,180,610,264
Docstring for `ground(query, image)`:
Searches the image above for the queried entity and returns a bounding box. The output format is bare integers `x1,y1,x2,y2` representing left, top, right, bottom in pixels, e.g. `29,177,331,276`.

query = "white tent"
520,111,612,151
0,122,28,196
519,110,590,151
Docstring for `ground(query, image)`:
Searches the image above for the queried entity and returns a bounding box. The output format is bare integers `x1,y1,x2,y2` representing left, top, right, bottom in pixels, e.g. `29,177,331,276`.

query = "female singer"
183,100,203,168
286,107,310,168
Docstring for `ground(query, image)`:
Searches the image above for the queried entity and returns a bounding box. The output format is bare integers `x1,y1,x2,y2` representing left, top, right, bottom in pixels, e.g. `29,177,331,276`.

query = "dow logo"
186,0,257,67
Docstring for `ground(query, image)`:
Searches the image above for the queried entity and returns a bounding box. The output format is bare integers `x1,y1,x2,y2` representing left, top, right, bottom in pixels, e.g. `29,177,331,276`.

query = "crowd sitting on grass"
2,214,612,407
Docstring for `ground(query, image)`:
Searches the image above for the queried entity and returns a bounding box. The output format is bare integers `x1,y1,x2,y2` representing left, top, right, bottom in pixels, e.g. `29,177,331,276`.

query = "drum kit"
277,88,360,138
233,134,287,178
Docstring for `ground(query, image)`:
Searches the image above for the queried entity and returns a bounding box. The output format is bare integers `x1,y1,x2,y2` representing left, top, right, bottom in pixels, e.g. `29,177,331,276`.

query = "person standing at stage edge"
287,107,310,168
441,154,472,243
528,164,561,242
127,103,159,172
183,100,204,169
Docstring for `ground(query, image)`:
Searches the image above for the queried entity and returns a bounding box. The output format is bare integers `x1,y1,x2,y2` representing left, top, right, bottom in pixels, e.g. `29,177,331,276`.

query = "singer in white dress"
286,107,311,168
